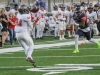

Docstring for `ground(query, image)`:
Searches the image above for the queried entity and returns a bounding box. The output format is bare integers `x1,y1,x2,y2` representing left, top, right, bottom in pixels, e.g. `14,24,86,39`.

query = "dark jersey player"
73,7,100,53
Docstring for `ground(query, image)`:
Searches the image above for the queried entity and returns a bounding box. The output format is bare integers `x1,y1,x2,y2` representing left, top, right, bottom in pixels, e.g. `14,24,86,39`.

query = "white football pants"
16,32,34,60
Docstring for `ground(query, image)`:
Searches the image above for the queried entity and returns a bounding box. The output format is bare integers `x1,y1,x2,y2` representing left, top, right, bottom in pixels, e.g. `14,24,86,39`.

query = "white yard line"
0,55,100,58
1,63,100,69
0,38,100,54
0,53,13,54
17,48,99,52
35,48,99,51
0,66,33,69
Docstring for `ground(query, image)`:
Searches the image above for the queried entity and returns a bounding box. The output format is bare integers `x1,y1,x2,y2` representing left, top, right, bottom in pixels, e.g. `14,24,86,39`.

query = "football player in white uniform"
86,6,98,37
30,5,39,39
52,5,59,38
67,5,75,37
36,5,46,39
57,4,69,40
15,4,36,67
97,5,100,35
10,4,19,15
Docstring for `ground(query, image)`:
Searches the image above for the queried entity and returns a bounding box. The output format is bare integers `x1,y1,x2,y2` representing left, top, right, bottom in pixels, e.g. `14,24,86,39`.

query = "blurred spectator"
94,4,99,12
1,9,9,46
35,0,46,10
0,16,3,35
10,4,19,15
5,5,11,17
8,12,17,45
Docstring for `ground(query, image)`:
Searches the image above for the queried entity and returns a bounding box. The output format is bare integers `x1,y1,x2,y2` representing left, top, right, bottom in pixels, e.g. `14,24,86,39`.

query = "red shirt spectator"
8,12,17,29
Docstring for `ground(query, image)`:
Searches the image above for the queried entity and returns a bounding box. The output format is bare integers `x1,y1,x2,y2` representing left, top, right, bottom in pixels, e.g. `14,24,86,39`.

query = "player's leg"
57,23,60,38
62,22,66,40
84,31,100,48
55,27,58,38
59,21,63,40
25,36,34,59
40,22,45,39
36,24,40,39
73,29,83,53
20,32,36,67
25,33,36,67
72,24,75,37
62,30,66,40
90,24,95,38
32,27,36,39
16,33,29,56
93,23,98,35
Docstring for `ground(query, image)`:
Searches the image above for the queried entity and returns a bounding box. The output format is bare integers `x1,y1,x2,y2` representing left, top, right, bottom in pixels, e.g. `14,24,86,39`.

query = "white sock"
62,35,64,39
68,31,71,37
55,29,57,37
89,38,98,44
40,31,43,38
75,35,79,50
59,35,62,39
39,31,41,38
32,31,35,38
83,37,86,43
36,30,39,38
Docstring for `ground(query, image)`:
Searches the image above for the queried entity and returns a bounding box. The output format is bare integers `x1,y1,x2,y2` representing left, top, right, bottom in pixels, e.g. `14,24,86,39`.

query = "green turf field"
0,39,100,75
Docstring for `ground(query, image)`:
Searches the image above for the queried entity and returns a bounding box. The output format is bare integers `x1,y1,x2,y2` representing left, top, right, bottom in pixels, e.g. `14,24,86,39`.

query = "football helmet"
19,4,29,14
60,4,66,8
53,5,58,8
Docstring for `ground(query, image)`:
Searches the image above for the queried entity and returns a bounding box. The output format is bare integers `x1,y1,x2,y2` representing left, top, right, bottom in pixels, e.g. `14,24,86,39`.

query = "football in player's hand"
31,7,39,13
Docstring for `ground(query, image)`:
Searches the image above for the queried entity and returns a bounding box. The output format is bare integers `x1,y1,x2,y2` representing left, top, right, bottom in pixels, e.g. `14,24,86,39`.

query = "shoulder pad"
22,14,31,21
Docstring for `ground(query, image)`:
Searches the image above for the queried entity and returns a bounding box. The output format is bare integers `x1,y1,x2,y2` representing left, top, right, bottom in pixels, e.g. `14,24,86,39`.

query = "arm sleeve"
27,20,33,30
22,14,33,30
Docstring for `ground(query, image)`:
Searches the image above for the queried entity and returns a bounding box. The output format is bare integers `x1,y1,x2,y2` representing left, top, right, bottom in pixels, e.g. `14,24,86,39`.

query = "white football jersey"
38,10,46,22
80,6,87,10
97,9,100,21
69,10,74,24
10,9,19,15
52,10,59,21
48,16,55,24
30,12,38,21
15,13,33,33
58,10,70,25
58,10,69,20
86,11,97,24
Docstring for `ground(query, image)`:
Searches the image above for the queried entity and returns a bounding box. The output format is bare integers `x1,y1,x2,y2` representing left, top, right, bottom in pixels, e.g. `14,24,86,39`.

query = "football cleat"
62,38,66,40
26,57,37,68
73,49,79,53
97,41,100,49
32,62,37,68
